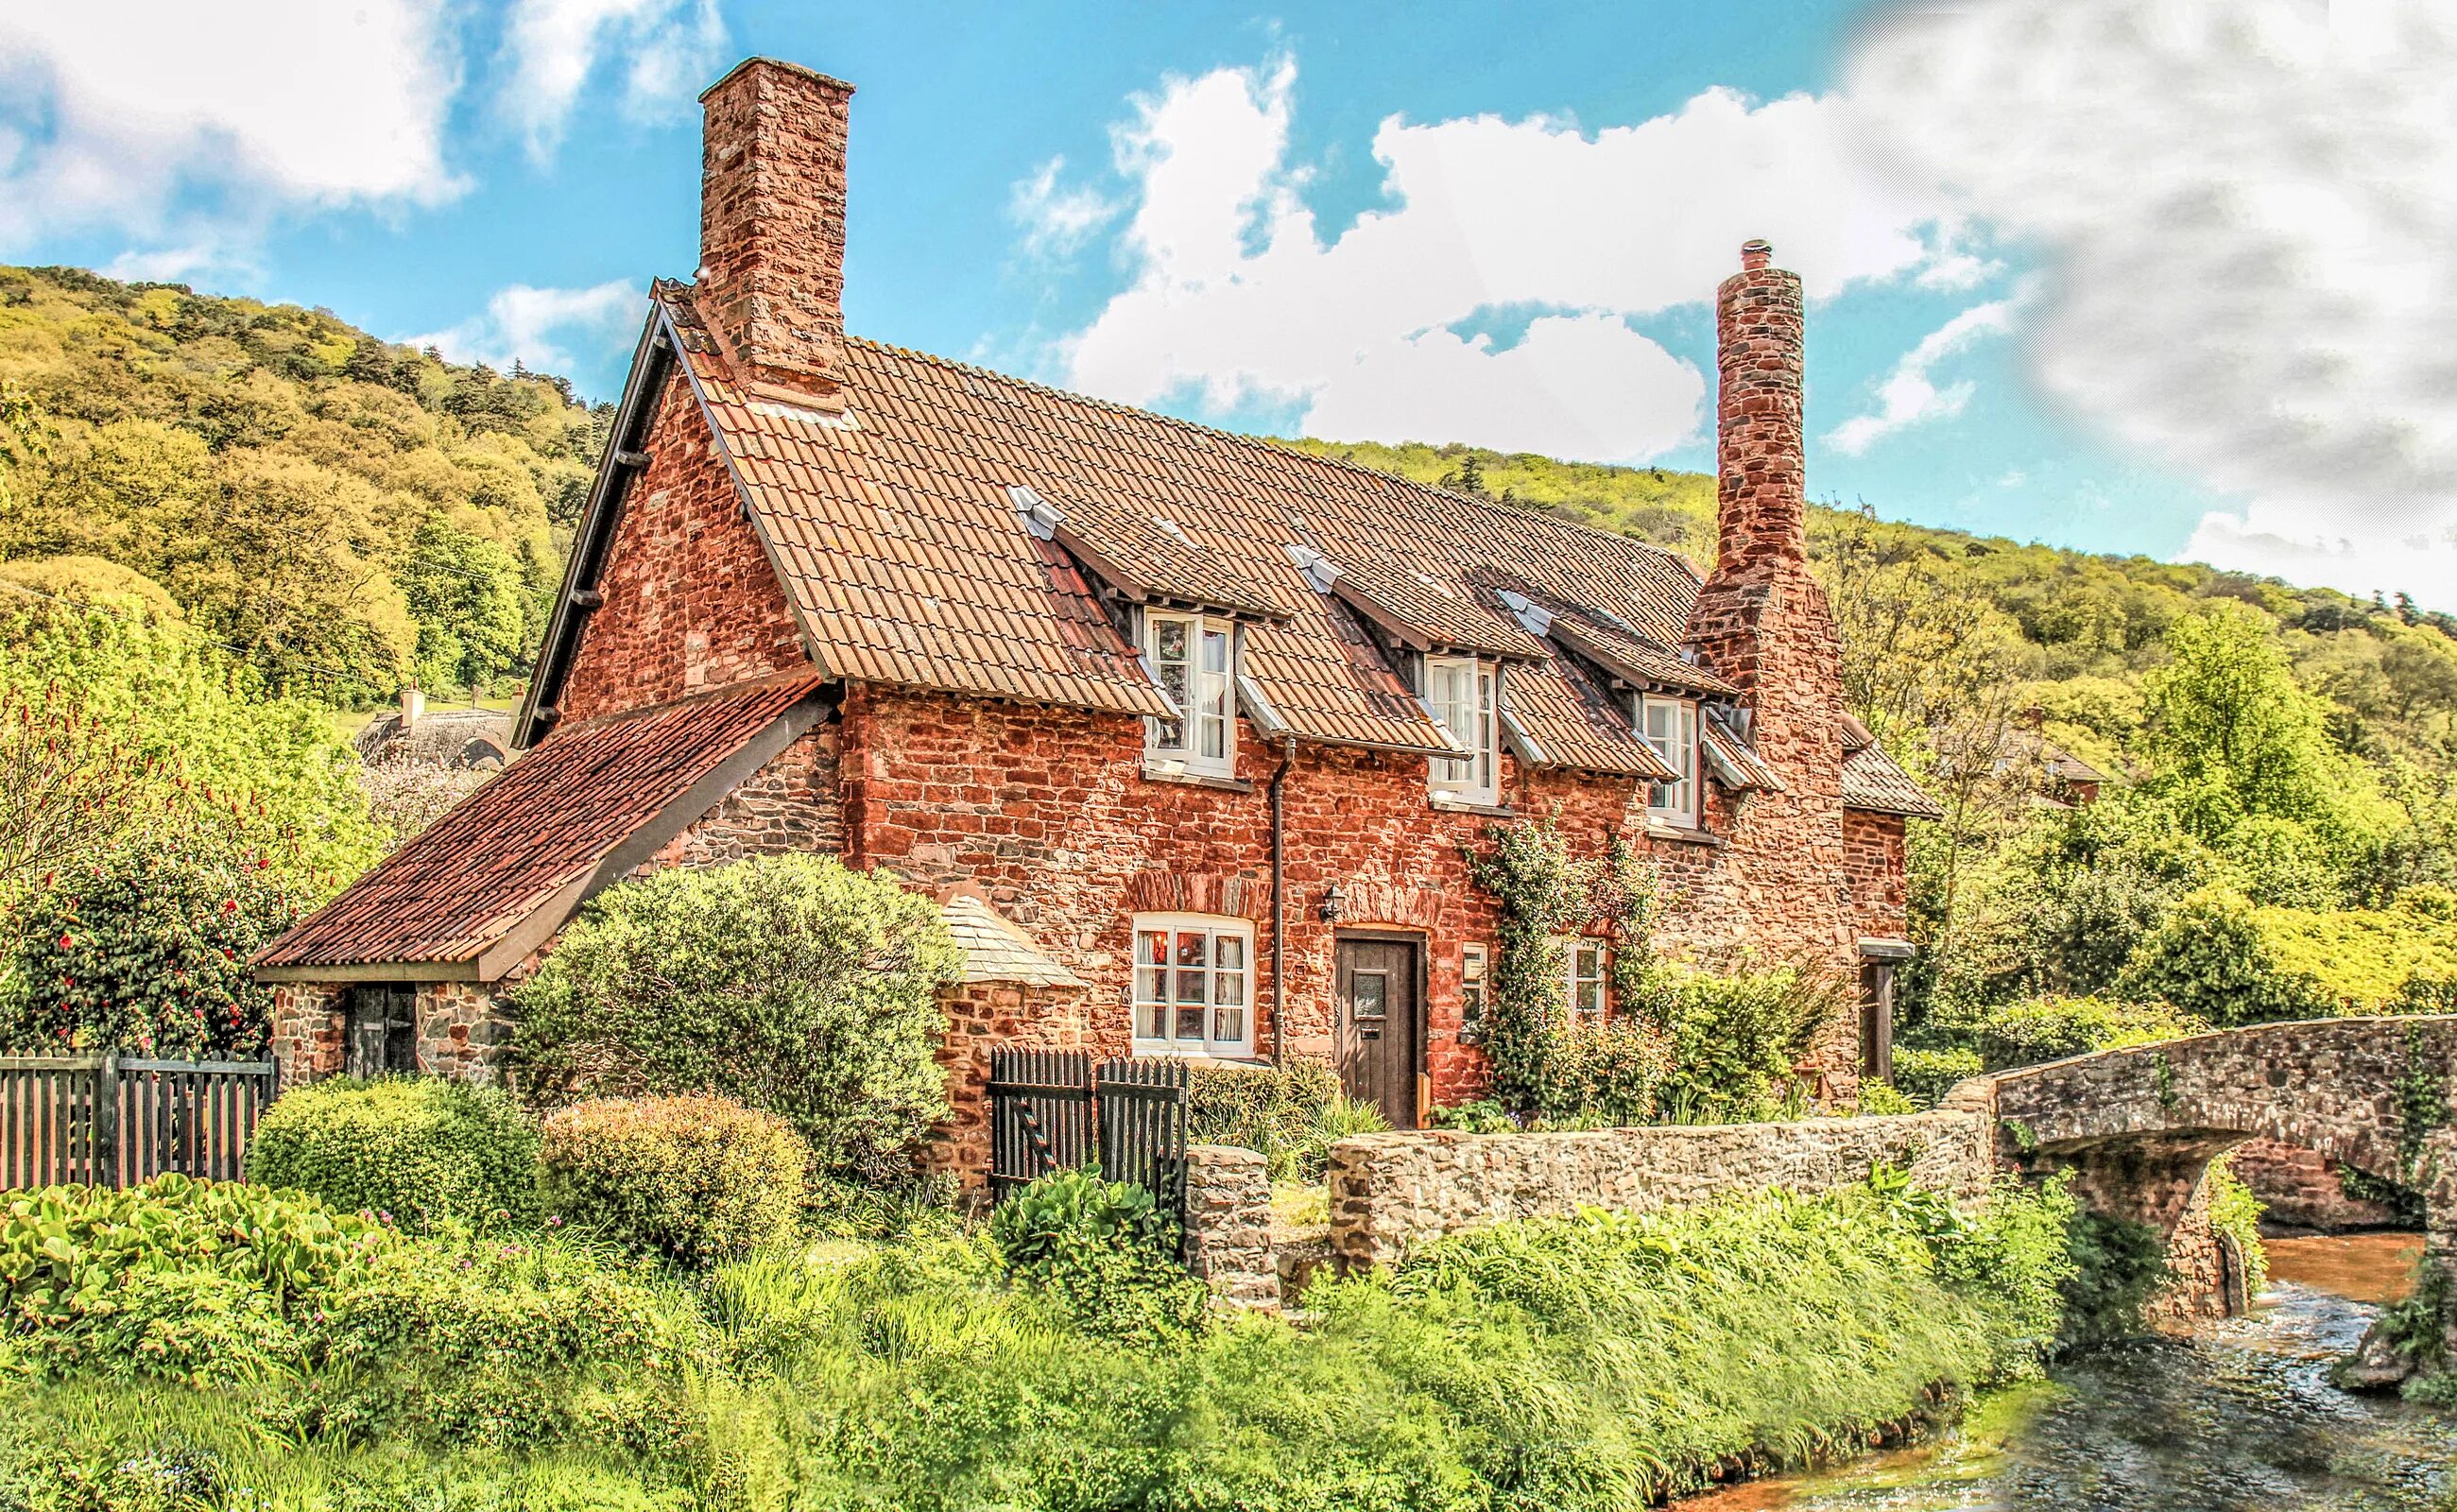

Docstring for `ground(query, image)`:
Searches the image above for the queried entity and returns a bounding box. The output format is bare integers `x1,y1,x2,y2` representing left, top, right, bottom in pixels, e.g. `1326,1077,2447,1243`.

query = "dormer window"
1639,694,1699,826
1144,610,1235,778
1425,656,1500,806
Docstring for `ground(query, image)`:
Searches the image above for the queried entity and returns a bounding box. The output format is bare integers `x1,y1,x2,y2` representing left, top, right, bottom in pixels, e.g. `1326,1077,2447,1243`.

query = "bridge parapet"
1954,1015,2457,1323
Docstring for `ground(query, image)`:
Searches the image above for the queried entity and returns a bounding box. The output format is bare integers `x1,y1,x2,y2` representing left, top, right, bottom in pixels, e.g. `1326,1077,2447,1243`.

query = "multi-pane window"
1425,656,1499,805
1639,695,1699,827
1567,940,1607,1021
1145,611,1235,777
1460,943,1489,1042
1131,914,1253,1056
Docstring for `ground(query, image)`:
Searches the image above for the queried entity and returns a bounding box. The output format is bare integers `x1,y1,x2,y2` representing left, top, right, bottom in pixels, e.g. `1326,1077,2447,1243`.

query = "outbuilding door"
1335,934,1422,1128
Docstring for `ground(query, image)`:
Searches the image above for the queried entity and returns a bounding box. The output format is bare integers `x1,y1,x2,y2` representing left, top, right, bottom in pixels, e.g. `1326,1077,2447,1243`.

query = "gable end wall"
558,378,812,723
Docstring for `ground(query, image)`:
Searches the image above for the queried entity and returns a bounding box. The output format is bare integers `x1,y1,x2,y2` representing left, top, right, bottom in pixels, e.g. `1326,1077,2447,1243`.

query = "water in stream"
1685,1232,2454,1511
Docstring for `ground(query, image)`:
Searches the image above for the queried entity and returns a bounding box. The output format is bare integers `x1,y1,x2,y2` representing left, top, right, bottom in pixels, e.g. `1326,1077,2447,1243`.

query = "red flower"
56,934,72,951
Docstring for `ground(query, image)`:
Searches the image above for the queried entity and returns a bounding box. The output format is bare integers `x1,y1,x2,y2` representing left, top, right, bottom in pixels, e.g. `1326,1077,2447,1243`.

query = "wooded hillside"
0,265,608,705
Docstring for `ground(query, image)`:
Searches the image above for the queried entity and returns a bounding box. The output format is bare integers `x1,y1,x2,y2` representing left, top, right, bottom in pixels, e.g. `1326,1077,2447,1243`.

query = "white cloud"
404,280,644,378
0,2,465,259
1825,292,2021,456
497,0,725,163
1846,0,2457,608
1056,56,1972,463
1010,157,1119,258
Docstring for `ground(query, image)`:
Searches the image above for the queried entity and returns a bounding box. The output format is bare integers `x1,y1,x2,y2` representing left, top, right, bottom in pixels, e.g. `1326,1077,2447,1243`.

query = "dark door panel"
1335,935,1421,1127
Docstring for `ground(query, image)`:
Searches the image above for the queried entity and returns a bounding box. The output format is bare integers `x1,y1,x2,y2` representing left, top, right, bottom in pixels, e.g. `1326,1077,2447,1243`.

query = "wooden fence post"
93,1055,120,1189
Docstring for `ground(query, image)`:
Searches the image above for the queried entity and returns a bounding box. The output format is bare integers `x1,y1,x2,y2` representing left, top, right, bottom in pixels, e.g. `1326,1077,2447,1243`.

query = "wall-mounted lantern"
1319,883,1347,924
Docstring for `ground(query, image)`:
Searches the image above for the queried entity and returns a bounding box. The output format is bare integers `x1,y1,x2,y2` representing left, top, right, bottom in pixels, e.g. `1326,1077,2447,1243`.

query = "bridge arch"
1950,1015,2457,1319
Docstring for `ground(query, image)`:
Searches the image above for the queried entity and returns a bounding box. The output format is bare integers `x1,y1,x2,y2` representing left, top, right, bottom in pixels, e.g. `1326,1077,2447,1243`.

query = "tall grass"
0,1179,2071,1511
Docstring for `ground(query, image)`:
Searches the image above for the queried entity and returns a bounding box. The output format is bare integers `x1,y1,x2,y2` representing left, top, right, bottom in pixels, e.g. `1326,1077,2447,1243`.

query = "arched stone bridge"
1946,1016,2457,1318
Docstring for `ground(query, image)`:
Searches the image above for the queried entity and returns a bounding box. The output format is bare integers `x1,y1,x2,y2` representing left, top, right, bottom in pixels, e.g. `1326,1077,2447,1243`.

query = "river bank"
1679,1231,2452,1511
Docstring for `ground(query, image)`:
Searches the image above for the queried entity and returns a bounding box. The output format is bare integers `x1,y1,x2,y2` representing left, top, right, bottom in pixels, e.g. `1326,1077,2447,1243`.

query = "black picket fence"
988,1049,1188,1214
0,1056,278,1190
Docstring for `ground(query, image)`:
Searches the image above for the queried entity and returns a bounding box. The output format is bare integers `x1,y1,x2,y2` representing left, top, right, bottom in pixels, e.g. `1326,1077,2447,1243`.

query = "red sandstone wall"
835,683,1882,1115
1844,810,1909,939
558,377,810,723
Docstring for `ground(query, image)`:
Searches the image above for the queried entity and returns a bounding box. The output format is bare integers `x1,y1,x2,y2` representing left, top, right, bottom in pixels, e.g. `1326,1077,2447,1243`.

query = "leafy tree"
398,514,531,694
2141,601,2347,835
507,853,963,1184
0,680,158,898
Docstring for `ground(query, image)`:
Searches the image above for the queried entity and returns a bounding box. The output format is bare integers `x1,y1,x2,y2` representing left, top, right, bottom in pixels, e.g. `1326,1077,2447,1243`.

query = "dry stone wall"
1326,1109,1995,1268
1182,1143,1277,1308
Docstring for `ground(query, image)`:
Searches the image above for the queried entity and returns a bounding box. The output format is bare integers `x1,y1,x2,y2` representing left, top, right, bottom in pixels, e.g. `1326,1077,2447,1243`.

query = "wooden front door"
1335,935,1421,1128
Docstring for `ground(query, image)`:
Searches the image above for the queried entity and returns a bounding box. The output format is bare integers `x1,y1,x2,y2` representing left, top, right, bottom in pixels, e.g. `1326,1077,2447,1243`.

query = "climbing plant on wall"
1466,820,1666,1117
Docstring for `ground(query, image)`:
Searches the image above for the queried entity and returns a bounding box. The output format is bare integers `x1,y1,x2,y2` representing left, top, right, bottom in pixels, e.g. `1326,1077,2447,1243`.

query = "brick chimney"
1682,239,1851,968
1711,237,1805,576
697,59,855,410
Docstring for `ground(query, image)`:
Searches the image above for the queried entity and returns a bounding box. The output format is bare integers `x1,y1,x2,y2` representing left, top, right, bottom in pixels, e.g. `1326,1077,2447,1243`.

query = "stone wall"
922,977,1095,1189
843,681,1881,1117
2230,1137,2403,1232
1843,810,1909,938
1183,1144,1277,1308
1325,1109,1995,1268
556,375,811,724
269,984,345,1083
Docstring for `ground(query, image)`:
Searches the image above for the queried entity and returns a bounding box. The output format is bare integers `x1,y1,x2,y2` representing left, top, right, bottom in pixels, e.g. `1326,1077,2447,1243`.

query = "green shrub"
1969,994,2207,1071
2119,885,2457,1022
988,1166,1207,1346
1651,962,1838,1121
1429,1096,1518,1132
539,1094,809,1267
1891,1045,1984,1106
289,1226,703,1452
507,853,961,1184
2060,1209,2170,1346
0,1176,391,1389
1184,1057,1383,1181
0,1174,390,1334
0,840,303,1059
1850,1079,1918,1117
1538,1016,1672,1123
1907,1171,2079,1378
244,1076,541,1229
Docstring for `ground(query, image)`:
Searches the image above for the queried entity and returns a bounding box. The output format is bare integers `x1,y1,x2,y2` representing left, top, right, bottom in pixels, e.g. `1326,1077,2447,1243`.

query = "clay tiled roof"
1701,710,1784,793
644,283,1718,775
258,678,828,975
1843,742,1946,820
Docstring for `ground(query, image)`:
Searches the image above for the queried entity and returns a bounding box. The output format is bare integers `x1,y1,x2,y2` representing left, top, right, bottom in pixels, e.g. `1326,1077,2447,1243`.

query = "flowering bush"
0,839,301,1057
540,1094,809,1267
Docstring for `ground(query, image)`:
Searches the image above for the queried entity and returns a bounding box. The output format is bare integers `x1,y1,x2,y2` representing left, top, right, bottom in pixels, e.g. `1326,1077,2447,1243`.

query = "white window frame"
1567,939,1607,1021
1460,942,1489,1042
1143,610,1236,779
1130,912,1255,1057
1639,694,1699,828
1425,655,1500,806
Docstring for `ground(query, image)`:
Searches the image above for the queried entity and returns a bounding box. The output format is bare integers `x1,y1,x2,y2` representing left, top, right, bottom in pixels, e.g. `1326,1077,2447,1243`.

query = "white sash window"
1426,656,1500,805
1144,611,1235,778
1639,695,1699,826
1131,914,1254,1057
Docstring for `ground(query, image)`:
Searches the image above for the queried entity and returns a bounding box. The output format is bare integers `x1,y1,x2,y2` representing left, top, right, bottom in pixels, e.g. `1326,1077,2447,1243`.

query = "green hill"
0,265,607,705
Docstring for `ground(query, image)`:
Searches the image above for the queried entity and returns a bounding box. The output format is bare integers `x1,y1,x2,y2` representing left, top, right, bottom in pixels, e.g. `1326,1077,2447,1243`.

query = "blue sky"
4,1,2451,605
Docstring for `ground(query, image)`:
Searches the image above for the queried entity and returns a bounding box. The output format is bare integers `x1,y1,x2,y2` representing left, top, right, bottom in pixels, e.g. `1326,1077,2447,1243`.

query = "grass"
0,1177,2074,1512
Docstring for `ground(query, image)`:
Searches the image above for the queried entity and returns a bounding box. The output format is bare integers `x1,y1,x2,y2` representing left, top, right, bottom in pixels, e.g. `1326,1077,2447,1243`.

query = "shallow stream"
1683,1231,2454,1511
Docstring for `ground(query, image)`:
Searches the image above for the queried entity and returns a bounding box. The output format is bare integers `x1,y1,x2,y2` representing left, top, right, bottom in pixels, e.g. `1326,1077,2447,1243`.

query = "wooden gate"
0,1056,278,1190
987,1049,1187,1212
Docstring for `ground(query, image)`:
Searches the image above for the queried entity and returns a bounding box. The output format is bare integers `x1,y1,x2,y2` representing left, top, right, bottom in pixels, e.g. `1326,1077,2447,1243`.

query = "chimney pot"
400,686,424,730
1740,238,1773,271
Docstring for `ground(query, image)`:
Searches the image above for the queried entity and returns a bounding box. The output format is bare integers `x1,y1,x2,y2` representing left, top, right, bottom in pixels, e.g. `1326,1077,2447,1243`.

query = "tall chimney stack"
697,59,855,410
1711,238,1806,576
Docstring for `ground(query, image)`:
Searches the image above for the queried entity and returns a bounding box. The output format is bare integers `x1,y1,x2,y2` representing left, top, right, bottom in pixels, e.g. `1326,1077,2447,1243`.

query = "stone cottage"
253,57,1939,1179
